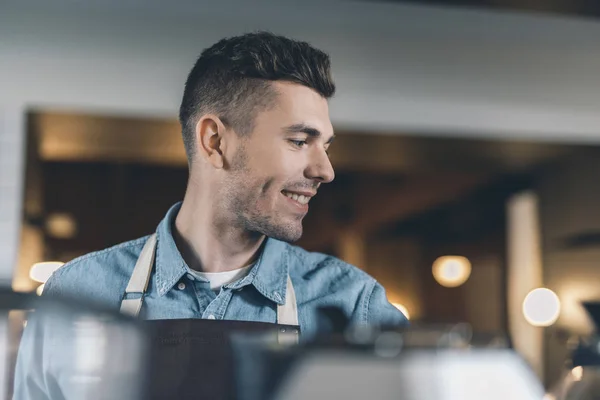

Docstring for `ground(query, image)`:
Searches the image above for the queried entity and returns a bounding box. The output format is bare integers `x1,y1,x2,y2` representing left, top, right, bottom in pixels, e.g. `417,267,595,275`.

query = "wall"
364,231,504,330
0,107,26,283
366,238,424,321
2,0,600,142
464,254,504,333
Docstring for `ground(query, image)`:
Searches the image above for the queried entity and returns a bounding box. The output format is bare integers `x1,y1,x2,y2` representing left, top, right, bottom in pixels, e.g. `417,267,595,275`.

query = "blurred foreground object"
278,349,542,400
548,302,600,400
9,288,147,400
233,322,544,400
10,294,545,400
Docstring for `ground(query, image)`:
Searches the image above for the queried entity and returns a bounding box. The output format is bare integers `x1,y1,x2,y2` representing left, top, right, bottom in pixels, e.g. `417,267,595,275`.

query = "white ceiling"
3,0,600,142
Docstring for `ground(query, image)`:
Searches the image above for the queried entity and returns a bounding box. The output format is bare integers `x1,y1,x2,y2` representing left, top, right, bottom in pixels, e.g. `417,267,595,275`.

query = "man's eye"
289,140,307,148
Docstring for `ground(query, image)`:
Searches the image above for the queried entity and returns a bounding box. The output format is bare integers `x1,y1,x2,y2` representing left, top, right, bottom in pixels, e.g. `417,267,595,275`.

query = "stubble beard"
224,145,303,243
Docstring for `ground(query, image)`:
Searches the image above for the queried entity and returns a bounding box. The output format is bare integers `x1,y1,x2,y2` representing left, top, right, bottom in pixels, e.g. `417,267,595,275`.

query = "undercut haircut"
178,31,336,160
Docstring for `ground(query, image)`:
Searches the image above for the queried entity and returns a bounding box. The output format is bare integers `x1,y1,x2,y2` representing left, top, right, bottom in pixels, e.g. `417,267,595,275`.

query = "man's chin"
267,230,302,243
261,224,303,243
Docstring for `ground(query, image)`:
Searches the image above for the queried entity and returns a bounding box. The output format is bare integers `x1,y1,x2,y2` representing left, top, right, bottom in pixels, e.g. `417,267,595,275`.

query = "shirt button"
177,282,186,290
207,315,216,320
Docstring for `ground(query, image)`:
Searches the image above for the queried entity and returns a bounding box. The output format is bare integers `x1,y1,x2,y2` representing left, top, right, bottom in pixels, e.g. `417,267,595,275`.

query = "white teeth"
283,191,310,205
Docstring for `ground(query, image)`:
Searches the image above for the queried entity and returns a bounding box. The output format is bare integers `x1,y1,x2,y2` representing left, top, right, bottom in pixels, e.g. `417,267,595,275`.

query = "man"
15,32,407,399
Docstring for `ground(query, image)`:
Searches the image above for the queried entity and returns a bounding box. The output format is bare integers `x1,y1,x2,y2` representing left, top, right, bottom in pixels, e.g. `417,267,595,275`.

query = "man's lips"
282,189,316,197
281,190,315,206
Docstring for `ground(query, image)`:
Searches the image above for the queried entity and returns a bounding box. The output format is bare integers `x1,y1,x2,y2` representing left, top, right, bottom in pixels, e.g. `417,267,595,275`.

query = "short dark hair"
178,31,336,159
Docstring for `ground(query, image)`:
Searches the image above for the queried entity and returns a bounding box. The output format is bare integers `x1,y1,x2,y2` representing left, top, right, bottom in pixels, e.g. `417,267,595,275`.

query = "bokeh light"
522,288,561,327
432,256,472,288
29,261,64,283
392,303,410,320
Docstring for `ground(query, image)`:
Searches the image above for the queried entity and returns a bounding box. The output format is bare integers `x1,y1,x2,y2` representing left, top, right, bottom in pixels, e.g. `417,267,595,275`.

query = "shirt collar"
154,202,188,296
154,202,290,304
226,237,289,305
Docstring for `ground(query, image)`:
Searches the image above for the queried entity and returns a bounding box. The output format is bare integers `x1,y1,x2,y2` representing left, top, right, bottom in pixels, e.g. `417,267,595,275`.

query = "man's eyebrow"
284,123,336,144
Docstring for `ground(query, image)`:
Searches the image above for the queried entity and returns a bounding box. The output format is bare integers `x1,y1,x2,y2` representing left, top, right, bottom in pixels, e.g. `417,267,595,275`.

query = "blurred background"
4,0,600,391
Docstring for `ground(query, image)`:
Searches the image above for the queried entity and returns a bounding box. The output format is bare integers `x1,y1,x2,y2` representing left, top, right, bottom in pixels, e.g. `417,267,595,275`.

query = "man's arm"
362,279,409,327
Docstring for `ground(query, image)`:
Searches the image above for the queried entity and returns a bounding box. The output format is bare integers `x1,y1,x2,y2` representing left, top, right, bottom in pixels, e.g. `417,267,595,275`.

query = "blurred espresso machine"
232,321,544,400
547,302,600,400
6,289,549,400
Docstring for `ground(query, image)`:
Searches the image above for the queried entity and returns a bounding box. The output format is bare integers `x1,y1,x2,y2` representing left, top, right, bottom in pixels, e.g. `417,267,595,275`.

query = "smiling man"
15,32,407,399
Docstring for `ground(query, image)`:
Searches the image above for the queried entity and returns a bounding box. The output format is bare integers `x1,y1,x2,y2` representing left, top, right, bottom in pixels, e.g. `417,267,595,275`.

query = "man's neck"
173,197,266,274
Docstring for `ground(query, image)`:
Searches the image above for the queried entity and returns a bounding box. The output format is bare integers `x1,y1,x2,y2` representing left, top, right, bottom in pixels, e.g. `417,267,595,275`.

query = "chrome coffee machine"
232,321,546,400
548,302,600,400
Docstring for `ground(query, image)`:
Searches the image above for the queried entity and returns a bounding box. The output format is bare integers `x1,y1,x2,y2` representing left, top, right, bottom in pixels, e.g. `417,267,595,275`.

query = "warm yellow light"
522,288,560,327
36,284,45,296
572,366,583,381
29,262,64,283
392,303,410,320
432,256,472,288
543,394,556,400
45,213,77,239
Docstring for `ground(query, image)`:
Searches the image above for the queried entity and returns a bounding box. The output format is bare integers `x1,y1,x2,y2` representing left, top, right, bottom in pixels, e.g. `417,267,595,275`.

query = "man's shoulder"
62,235,148,269
283,242,407,327
44,236,150,307
285,242,375,286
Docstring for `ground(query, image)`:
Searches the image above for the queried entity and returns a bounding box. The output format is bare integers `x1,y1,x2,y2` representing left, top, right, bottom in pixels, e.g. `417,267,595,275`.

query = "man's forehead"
272,81,329,109
284,122,335,141
260,81,334,138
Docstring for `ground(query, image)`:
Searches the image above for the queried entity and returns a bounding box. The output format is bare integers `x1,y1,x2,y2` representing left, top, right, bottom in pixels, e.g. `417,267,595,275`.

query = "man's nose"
306,148,335,184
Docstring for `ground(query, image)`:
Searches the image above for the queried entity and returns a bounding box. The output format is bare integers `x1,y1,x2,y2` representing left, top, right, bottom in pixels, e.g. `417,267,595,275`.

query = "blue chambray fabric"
14,202,407,399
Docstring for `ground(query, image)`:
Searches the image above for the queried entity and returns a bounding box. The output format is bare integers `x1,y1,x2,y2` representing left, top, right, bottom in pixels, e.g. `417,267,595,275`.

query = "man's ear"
195,115,228,169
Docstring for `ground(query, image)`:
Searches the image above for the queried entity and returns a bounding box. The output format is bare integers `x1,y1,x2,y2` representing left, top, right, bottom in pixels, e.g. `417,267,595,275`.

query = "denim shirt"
14,203,407,398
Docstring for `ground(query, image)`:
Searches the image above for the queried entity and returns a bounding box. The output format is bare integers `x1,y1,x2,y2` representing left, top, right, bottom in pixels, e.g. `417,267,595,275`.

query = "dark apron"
120,234,300,400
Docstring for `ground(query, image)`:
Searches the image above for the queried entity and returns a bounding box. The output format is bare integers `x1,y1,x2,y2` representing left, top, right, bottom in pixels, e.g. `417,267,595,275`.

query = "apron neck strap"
277,274,298,326
120,234,157,317
120,234,299,329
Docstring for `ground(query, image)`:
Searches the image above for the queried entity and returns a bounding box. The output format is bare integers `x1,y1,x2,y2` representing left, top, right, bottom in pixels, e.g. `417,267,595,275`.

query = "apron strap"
120,233,299,344
120,234,157,317
276,275,299,344
277,276,298,326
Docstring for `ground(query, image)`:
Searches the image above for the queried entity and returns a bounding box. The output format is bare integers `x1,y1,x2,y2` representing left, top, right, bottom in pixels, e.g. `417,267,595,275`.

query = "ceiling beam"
33,112,574,174
33,112,187,167
353,172,489,233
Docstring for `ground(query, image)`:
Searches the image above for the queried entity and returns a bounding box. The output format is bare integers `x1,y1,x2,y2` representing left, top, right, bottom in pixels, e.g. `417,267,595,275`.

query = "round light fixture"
45,213,78,239
522,288,560,327
432,256,472,288
30,261,64,283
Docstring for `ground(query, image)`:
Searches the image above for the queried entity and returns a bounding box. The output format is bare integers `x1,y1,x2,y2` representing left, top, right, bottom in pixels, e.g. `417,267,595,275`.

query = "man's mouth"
281,190,312,205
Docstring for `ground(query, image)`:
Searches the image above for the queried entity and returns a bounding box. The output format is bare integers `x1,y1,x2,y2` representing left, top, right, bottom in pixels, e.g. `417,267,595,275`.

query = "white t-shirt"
188,264,254,292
